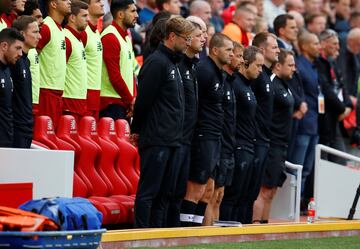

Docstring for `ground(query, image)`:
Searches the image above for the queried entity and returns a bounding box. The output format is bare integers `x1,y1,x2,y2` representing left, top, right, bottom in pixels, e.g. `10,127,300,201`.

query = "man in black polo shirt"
131,17,194,228
220,46,263,223
0,28,24,148
12,16,41,148
167,21,205,227
181,33,233,226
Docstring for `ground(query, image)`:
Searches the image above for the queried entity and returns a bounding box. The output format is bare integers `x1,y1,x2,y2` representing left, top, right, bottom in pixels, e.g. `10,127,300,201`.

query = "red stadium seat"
78,116,132,223
56,115,124,225
114,119,140,194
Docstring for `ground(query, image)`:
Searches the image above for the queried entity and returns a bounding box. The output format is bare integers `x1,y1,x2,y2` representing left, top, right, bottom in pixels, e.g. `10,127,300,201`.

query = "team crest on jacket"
170,69,175,79
266,83,270,92
214,83,220,91
185,70,190,80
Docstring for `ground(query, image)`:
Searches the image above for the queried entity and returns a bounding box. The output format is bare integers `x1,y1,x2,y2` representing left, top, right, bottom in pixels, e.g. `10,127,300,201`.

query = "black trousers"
220,148,254,221
134,146,181,228
99,104,127,121
13,130,32,149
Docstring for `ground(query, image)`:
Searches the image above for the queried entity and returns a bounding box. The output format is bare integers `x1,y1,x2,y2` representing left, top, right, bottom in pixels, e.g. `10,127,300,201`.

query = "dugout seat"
57,115,125,224
114,119,140,193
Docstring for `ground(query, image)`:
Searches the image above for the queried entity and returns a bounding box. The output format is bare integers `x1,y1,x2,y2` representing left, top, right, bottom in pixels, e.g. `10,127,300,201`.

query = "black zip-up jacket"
251,65,274,143
287,71,304,111
10,52,33,138
233,72,257,152
221,72,236,155
194,56,225,138
131,43,184,148
270,76,294,146
178,55,199,145
0,62,14,147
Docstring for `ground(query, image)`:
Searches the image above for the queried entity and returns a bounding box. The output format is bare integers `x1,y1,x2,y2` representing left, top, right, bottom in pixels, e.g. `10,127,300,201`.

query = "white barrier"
315,144,360,219
0,148,74,199
270,162,302,222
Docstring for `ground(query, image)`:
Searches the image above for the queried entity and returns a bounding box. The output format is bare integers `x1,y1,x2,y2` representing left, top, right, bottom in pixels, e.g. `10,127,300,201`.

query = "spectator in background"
2,0,26,27
331,0,351,39
156,0,182,15
304,0,323,15
0,28,24,147
37,0,71,129
254,17,269,34
288,10,305,30
274,14,299,54
23,0,43,116
286,0,305,14
316,29,352,160
255,48,295,224
263,0,286,30
11,16,41,148
131,17,194,228
288,32,321,195
170,21,205,227
189,0,212,25
81,0,104,120
138,0,157,26
349,11,360,30
222,5,255,47
0,0,13,30
63,1,89,123
306,13,327,36
209,0,224,32
100,0,138,120
181,33,233,226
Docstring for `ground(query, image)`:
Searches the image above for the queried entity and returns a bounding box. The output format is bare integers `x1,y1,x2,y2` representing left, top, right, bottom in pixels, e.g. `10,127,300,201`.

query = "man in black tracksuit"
181,33,234,226
0,28,24,148
167,23,205,227
220,46,263,223
131,17,194,228
12,16,41,148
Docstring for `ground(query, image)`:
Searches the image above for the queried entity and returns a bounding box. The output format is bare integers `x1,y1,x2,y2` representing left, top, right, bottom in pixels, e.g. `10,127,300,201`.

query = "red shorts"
38,88,63,130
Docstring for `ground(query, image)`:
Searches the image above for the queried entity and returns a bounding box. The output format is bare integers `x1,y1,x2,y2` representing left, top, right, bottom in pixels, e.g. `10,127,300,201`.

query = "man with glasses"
131,16,195,228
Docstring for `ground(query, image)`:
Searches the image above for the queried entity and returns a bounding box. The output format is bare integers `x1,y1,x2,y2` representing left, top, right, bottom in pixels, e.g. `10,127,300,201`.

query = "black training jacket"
131,43,184,148
0,62,14,147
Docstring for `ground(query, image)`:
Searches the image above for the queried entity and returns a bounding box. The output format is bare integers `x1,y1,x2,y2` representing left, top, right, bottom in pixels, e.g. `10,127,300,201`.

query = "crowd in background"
0,0,360,228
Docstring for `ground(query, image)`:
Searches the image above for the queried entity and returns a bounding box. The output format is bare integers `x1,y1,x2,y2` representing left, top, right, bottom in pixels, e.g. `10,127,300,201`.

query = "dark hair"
243,46,262,65
70,0,88,16
273,14,295,36
277,48,294,64
252,31,277,48
209,33,232,50
305,13,326,26
12,16,38,32
0,28,25,45
110,0,134,17
23,0,40,16
156,0,171,11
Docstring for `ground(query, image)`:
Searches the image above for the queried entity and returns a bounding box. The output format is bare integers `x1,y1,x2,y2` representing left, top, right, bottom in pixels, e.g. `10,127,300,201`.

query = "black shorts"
263,144,288,188
214,154,235,188
189,136,221,184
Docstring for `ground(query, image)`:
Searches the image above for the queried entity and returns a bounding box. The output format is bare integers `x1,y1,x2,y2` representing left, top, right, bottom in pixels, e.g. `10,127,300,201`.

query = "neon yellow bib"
28,48,40,104
85,25,102,91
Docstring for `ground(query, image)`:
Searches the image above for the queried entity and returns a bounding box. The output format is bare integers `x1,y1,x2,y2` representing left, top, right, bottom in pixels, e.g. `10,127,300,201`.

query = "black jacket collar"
158,43,183,64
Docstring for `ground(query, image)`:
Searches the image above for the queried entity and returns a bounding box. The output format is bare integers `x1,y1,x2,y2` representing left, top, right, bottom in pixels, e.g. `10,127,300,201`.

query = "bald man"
288,32,321,200
286,0,305,13
189,0,212,25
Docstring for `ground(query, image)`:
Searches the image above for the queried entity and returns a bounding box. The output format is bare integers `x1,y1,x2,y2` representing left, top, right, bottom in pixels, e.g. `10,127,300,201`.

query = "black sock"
260,220,268,224
180,200,197,227
192,201,207,226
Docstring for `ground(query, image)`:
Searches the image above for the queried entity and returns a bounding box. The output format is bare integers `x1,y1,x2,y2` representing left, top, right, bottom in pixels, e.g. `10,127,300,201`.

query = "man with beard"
0,28,24,147
62,1,89,122
11,16,41,148
131,17,195,228
100,0,138,120
37,0,71,129
256,49,295,223
181,33,233,227
80,0,104,120
167,21,205,227
0,0,13,30
220,46,262,223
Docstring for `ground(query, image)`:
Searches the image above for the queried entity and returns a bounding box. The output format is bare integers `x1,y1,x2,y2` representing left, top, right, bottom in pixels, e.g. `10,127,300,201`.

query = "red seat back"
98,118,132,195
78,116,110,197
115,119,131,142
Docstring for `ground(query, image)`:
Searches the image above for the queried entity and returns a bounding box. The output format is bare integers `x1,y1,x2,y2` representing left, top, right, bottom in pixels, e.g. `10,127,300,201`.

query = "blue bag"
19,197,103,231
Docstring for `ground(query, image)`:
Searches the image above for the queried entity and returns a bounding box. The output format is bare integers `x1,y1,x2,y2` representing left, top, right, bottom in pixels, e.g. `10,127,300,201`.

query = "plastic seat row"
32,115,140,225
